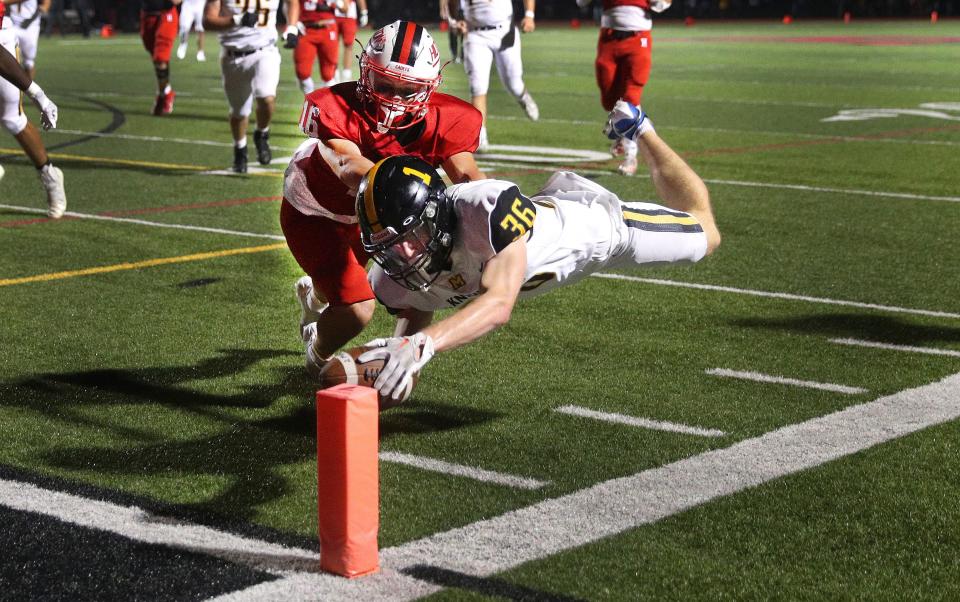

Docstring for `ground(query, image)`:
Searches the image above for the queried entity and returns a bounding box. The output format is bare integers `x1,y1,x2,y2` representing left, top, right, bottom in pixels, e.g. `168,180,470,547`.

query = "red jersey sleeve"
299,87,355,141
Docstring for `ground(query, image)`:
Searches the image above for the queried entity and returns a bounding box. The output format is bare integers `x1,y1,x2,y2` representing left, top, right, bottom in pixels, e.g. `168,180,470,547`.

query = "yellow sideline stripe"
622,210,699,225
0,148,283,177
0,243,286,287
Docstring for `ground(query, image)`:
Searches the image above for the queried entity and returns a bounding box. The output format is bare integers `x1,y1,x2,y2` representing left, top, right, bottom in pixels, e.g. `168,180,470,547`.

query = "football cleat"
519,90,539,121
295,276,328,342
233,145,248,174
40,164,66,218
176,44,187,60
196,50,206,62
617,155,638,177
153,89,175,116
253,129,272,165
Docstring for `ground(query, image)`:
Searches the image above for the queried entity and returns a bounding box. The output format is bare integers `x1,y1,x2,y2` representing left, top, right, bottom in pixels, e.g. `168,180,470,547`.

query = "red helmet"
358,21,443,132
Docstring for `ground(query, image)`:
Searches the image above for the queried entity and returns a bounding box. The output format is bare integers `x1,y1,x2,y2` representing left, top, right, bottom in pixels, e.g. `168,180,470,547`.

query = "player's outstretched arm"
422,238,528,352
0,47,59,129
636,130,721,255
442,151,486,183
315,138,375,197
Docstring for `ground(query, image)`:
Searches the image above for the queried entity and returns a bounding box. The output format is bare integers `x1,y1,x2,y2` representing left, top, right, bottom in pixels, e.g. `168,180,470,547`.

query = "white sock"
235,138,247,149
161,84,171,95
299,77,315,93
340,68,352,80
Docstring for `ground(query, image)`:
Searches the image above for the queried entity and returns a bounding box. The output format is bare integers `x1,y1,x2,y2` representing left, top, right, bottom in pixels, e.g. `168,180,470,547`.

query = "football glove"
650,0,673,13
603,100,654,141
358,333,434,401
358,9,368,28
233,11,259,27
25,82,58,130
283,25,299,48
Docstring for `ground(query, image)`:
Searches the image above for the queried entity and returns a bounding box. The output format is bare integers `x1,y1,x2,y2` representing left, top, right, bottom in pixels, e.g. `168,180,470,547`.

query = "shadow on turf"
3,348,500,521
404,565,587,602
733,313,960,346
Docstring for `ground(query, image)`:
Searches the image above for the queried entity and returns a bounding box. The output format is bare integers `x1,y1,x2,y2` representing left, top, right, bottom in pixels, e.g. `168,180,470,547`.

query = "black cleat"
253,129,272,165
233,145,248,174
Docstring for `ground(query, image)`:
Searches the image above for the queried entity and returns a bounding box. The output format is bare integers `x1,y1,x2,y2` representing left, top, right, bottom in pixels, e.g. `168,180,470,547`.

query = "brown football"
318,346,417,409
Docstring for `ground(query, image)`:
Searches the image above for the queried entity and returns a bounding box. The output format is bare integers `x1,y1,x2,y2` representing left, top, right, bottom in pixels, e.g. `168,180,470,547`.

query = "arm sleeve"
299,91,352,140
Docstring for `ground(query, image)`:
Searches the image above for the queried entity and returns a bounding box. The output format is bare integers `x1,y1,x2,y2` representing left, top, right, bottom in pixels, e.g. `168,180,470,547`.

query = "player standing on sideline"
0,27,65,217
577,0,671,175
204,0,293,173
355,103,721,400
6,0,49,80
140,0,180,115
176,0,207,62
440,0,539,153
332,0,366,83
287,21,485,377
287,0,338,93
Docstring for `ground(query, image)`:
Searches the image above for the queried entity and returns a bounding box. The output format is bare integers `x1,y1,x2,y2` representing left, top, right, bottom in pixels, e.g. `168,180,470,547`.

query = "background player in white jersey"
204,0,291,173
355,103,721,400
5,0,48,80
440,0,539,152
333,0,366,83
0,32,65,218
177,0,207,62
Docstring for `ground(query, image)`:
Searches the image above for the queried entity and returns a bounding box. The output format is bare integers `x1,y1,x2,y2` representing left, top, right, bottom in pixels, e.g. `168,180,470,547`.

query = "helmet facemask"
369,198,454,291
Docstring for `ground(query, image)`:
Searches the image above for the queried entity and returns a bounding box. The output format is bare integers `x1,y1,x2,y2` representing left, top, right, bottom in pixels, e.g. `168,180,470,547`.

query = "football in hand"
318,346,417,409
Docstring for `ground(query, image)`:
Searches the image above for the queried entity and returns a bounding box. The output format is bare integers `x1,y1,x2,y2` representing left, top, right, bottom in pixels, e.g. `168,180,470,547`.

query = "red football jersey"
298,0,336,23
602,0,651,8
294,83,482,216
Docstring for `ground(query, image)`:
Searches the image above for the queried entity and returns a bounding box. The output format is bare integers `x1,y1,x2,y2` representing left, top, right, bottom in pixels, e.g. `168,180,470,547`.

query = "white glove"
26,82,58,130
603,100,654,141
358,9,368,28
650,0,672,13
358,333,434,401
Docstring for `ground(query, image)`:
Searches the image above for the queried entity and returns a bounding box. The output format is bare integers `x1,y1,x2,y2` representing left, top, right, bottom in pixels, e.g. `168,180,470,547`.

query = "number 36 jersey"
218,0,280,49
369,171,709,312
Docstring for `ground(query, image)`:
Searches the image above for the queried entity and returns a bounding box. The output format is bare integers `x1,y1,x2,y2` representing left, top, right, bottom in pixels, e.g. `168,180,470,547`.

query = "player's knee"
2,113,28,135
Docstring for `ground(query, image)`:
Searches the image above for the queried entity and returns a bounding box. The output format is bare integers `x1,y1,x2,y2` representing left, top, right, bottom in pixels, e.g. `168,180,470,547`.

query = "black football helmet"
356,156,456,291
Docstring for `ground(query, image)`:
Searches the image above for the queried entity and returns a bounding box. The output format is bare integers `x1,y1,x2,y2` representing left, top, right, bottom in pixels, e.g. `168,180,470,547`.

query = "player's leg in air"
493,25,538,122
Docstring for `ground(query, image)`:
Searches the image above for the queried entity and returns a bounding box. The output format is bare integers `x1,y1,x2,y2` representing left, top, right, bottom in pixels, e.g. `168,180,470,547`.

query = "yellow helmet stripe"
363,158,389,233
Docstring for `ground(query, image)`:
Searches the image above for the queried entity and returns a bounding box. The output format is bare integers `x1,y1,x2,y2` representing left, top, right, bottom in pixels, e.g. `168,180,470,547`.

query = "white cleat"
176,44,187,60
40,164,66,218
196,50,206,62
295,276,327,342
519,91,539,121
617,155,638,177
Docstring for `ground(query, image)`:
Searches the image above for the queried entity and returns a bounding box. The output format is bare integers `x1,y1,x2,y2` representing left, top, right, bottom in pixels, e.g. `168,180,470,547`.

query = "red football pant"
595,30,652,111
280,200,374,307
335,16,357,47
141,9,179,63
294,25,340,82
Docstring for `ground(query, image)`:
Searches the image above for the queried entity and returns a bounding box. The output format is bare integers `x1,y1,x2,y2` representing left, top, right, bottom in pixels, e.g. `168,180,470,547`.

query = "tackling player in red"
140,0,181,115
282,20,485,378
286,0,340,93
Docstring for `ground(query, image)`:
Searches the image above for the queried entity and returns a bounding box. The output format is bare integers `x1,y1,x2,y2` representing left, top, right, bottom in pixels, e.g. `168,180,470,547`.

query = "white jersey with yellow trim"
369,171,708,312
218,0,280,50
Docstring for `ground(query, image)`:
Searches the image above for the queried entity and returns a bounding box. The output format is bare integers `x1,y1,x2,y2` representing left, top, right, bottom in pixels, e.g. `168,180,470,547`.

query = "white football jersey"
459,0,513,28
334,0,356,18
8,0,39,27
369,172,708,312
218,0,279,49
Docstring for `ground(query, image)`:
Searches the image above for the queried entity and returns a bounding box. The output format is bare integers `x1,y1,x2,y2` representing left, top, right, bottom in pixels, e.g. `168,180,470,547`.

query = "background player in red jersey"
577,0,670,175
333,0,367,83
287,0,339,93
282,20,485,378
140,0,181,115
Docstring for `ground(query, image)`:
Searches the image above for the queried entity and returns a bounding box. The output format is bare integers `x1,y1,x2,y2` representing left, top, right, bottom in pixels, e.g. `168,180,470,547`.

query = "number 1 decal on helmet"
357,21,444,132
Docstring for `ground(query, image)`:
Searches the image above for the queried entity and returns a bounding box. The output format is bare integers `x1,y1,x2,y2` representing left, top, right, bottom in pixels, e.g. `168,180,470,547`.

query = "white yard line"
830,337,960,358
701,177,960,203
554,405,726,438
0,479,321,574
47,128,300,152
705,368,867,394
0,204,284,240
213,369,960,601
379,451,549,490
591,273,960,320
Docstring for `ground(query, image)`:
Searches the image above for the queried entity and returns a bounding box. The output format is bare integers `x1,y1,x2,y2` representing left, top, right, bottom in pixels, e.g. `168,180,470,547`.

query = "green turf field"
1,18,959,601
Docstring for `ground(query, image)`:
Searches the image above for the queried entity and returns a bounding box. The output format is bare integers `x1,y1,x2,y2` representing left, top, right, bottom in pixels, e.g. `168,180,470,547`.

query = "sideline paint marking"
213,370,960,601
830,337,960,358
0,479,321,574
706,368,867,395
555,405,726,438
591,273,960,320
379,451,549,490
0,204,284,240
0,243,286,287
